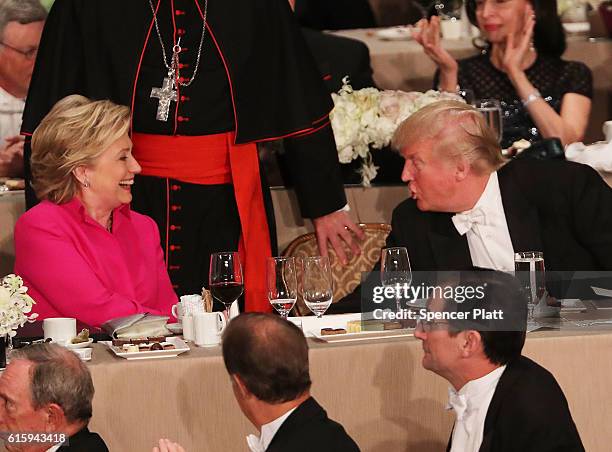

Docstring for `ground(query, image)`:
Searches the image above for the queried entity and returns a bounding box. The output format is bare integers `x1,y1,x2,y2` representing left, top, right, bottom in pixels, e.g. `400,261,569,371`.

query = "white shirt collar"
449,364,507,408
0,85,24,109
46,444,61,452
246,406,298,452
470,172,501,219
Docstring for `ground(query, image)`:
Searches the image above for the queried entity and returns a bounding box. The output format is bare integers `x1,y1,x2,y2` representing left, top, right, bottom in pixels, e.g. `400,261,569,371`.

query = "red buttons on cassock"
170,225,182,231
175,9,185,15
178,28,186,36
171,205,182,211
172,284,179,289
178,63,189,69
180,95,190,101
170,245,182,251
177,116,190,122
169,265,181,270
171,184,181,191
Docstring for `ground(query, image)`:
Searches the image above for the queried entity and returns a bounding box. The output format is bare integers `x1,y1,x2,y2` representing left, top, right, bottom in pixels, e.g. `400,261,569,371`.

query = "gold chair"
282,223,391,315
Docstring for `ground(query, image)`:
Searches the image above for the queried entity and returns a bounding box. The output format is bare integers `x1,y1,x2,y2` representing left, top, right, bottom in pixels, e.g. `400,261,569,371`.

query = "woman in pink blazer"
14,95,177,327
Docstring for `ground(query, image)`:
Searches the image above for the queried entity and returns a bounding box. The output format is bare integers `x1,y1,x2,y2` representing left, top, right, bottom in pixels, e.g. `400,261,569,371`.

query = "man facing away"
0,0,46,177
414,270,584,452
222,313,360,452
0,343,108,452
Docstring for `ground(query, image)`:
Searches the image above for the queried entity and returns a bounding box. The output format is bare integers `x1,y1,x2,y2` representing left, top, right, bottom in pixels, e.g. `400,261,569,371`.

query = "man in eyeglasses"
415,270,584,452
0,0,46,177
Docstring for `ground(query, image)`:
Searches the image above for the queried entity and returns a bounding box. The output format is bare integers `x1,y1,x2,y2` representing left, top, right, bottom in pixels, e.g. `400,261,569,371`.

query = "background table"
62,326,612,452
331,30,612,144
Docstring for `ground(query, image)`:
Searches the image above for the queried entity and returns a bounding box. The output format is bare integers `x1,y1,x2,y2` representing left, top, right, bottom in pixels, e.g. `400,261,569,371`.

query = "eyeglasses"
0,41,38,60
416,318,450,333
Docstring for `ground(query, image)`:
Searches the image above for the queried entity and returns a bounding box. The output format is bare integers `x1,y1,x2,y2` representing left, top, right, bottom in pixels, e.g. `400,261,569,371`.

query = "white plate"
65,338,94,349
101,336,190,360
70,347,92,361
166,323,183,334
309,328,413,343
375,26,413,41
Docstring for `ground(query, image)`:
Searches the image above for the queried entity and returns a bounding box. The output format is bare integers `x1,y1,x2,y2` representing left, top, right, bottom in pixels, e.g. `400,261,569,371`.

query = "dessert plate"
101,336,190,360
308,328,413,343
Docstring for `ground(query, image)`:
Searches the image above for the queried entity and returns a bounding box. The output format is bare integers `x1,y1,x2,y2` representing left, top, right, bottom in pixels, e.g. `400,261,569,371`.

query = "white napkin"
566,121,612,172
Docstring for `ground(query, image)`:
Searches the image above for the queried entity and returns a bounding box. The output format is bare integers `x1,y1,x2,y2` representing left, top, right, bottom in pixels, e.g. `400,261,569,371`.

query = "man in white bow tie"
386,100,612,274
221,313,360,452
415,270,584,452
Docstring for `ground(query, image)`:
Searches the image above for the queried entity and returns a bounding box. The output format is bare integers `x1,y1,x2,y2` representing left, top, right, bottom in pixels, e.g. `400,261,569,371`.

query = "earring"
83,179,90,188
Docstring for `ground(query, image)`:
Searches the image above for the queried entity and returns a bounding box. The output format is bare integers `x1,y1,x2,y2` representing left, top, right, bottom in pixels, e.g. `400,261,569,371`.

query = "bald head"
222,313,311,403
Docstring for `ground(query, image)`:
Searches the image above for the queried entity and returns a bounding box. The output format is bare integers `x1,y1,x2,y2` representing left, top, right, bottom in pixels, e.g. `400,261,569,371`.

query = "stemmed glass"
301,256,333,318
267,257,297,320
476,99,503,143
381,247,412,313
209,252,244,321
514,251,546,325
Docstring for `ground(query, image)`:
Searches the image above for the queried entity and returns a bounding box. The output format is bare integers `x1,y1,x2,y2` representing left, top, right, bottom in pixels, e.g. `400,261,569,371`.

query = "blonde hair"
391,100,506,175
31,95,130,203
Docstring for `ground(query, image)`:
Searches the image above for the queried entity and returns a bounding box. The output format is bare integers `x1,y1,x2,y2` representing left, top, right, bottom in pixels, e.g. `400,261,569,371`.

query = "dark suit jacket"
447,356,584,452
58,427,109,452
389,159,612,272
301,27,375,93
266,397,360,452
294,0,376,30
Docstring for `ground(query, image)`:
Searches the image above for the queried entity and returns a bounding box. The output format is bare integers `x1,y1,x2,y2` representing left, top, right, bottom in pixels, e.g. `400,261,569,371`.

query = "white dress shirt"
246,406,297,452
452,172,515,271
0,86,24,140
448,365,507,452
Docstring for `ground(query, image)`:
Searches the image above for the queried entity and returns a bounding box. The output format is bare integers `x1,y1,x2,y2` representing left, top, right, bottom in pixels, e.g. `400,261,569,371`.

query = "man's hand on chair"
313,211,364,265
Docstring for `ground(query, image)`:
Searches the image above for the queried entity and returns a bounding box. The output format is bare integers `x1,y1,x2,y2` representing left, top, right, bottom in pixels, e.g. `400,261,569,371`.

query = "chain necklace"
148,0,209,121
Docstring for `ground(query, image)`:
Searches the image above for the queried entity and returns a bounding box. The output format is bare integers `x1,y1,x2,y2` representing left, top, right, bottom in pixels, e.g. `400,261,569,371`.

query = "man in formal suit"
415,270,584,452
0,343,108,452
222,313,360,452
388,100,612,273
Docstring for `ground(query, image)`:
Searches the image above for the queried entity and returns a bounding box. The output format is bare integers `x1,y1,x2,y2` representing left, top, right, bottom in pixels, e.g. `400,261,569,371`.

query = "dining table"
3,307,607,452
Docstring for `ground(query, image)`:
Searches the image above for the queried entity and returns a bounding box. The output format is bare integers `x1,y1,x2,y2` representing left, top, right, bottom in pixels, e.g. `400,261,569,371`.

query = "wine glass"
476,99,503,143
301,256,333,318
514,251,546,325
381,247,412,313
209,252,244,321
267,257,297,320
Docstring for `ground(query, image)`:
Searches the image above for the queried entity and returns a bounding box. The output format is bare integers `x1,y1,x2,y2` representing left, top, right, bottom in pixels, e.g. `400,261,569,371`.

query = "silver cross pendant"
150,70,178,122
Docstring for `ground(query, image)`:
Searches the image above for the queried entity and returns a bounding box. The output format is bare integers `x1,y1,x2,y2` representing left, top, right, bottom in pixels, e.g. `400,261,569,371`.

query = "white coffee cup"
43,318,76,345
603,121,612,142
171,303,184,322
182,314,195,342
194,312,227,347
440,18,463,40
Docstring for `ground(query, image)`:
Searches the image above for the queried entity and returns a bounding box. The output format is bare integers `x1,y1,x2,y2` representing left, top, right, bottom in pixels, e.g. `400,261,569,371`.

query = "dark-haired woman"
413,0,592,147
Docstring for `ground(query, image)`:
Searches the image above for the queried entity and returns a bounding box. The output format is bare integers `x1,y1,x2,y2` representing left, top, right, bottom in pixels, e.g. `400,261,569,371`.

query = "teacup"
171,303,185,322
194,312,227,347
43,318,77,345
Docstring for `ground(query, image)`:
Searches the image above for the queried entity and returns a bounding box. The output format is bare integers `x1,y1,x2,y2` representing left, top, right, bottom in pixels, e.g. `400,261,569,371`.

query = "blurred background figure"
0,0,46,177
414,0,592,148
0,343,108,452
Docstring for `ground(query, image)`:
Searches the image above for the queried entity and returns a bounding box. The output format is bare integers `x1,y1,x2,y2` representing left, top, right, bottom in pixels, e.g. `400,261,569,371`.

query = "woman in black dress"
413,0,592,147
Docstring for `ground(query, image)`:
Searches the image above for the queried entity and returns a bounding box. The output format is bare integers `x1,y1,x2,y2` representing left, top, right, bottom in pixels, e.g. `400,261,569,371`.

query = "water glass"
267,257,297,319
301,256,333,318
476,99,503,143
514,251,546,323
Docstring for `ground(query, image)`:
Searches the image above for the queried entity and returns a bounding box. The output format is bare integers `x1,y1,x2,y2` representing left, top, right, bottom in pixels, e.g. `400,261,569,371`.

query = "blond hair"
31,95,130,203
391,100,506,175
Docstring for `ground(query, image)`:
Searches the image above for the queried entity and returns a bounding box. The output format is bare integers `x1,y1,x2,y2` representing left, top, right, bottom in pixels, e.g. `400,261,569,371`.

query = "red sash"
132,132,272,313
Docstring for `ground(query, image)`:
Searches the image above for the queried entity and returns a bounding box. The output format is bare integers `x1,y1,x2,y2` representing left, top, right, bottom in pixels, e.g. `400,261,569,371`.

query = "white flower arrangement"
330,78,463,186
0,274,38,338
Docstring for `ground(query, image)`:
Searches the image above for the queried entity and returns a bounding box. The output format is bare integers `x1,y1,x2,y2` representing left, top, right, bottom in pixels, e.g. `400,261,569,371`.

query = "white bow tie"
246,434,265,452
452,207,487,236
446,388,469,421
